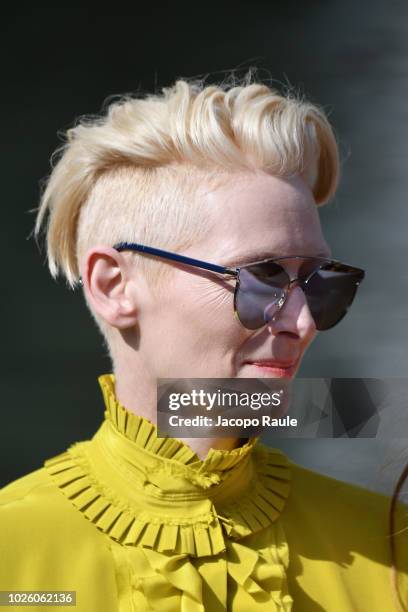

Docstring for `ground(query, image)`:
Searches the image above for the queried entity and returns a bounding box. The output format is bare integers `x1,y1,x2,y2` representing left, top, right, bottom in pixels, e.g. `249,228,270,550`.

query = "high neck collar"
98,372,259,476
44,373,291,557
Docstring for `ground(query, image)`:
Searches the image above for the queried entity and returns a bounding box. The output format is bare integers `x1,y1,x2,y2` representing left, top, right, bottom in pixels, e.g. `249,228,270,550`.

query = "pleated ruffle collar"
44,373,291,557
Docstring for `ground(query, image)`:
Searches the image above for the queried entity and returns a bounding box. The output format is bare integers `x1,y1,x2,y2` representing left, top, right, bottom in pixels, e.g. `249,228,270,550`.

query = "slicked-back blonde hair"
33,70,340,356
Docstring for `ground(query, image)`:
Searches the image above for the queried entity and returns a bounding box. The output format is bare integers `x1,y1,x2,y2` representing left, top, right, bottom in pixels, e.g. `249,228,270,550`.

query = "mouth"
243,359,299,379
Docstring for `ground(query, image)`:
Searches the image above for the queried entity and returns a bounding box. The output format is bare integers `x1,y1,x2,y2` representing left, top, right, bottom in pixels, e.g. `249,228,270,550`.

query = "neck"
113,362,242,461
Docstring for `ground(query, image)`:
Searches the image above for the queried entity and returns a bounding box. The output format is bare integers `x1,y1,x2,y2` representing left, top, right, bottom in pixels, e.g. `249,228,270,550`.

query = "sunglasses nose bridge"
287,276,304,291
274,275,309,313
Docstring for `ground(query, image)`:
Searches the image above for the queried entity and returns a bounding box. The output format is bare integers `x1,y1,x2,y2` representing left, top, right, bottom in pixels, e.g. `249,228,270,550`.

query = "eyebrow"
224,249,332,267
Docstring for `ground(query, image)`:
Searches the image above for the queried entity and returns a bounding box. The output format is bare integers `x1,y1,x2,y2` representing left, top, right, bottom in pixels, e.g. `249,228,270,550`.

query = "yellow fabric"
0,373,407,611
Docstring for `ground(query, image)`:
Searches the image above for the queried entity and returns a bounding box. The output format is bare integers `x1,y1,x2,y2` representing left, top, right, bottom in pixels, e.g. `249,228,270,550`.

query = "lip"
244,359,299,378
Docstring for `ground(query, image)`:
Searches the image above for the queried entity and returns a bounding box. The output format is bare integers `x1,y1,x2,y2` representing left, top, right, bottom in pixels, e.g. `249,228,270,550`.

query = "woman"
1,73,406,611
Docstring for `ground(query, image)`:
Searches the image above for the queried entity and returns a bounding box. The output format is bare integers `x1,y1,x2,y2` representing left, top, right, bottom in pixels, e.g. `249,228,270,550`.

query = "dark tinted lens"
235,263,289,329
303,263,364,330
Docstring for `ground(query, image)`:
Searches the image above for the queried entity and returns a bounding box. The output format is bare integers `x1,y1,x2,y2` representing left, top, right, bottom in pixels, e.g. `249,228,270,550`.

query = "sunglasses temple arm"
77,242,238,286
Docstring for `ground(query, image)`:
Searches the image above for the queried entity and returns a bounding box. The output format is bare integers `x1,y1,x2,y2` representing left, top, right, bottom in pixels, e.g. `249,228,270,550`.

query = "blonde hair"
32,70,340,355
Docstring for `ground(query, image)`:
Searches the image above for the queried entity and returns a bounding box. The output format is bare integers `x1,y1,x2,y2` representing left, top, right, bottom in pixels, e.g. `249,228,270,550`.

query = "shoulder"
1,466,50,504
279,448,396,535
258,443,403,549
0,463,110,553
257,441,391,516
287,457,392,517
274,447,408,605
0,467,59,527
0,464,118,608
0,467,98,537
259,446,408,607
261,444,406,563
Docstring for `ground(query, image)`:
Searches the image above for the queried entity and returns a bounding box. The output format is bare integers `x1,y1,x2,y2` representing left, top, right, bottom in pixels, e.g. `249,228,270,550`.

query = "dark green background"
1,3,407,492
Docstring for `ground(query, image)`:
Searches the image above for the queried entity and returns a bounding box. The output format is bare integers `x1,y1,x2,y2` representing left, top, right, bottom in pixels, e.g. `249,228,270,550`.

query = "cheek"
184,278,251,347
144,277,255,377
160,276,248,349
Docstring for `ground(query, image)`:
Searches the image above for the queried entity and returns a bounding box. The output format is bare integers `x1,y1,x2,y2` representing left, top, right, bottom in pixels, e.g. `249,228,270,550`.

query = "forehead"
196,171,330,262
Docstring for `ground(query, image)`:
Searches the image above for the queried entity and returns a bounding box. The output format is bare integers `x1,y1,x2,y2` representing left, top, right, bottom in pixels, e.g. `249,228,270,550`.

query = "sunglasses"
79,242,365,331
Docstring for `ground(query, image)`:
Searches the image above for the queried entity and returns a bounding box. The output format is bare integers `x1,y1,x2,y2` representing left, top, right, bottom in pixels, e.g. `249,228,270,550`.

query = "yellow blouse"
1,373,407,611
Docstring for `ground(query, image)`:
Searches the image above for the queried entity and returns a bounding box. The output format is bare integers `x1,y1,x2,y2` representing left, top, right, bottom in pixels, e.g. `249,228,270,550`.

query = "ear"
80,246,139,330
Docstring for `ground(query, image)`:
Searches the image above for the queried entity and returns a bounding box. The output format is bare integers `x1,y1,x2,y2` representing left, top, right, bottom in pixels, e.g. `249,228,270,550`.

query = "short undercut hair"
33,70,340,356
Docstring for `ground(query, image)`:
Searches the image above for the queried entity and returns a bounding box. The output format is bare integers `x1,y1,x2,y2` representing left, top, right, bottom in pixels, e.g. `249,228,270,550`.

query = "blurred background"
1,3,407,493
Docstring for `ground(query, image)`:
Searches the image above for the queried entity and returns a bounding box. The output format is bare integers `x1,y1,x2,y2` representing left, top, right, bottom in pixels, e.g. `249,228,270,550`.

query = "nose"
266,283,316,338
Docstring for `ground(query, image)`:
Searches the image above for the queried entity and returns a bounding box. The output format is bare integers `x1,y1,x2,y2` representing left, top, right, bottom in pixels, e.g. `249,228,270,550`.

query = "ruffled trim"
215,443,291,540
44,371,291,557
44,439,290,557
99,374,198,465
98,373,258,472
226,534,293,610
45,444,226,556
112,521,293,611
